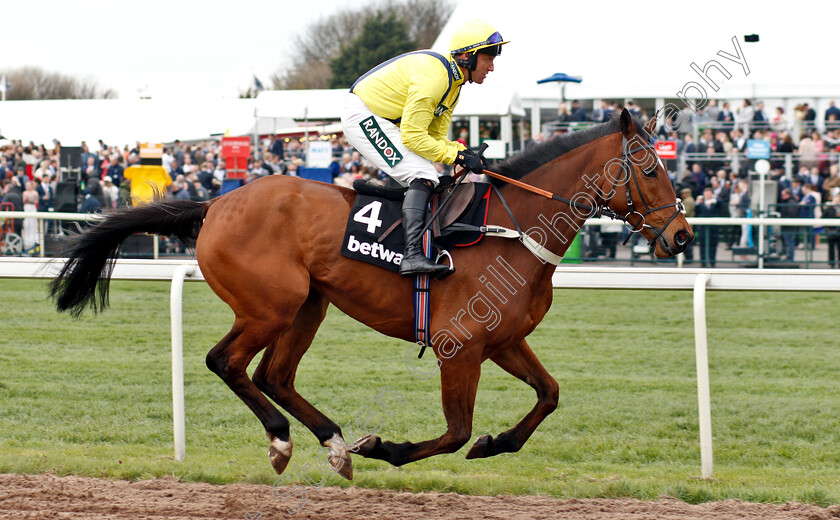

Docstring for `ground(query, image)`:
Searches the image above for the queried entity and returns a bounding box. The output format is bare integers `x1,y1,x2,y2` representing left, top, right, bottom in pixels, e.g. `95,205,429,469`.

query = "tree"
270,0,453,90
1,66,116,100
328,12,417,89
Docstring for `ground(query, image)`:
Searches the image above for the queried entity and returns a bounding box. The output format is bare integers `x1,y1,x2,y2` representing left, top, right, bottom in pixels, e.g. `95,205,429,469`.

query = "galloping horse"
51,109,692,480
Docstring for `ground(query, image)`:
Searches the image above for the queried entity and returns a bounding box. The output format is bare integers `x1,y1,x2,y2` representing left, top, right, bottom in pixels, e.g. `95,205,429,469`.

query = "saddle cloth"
341,181,491,272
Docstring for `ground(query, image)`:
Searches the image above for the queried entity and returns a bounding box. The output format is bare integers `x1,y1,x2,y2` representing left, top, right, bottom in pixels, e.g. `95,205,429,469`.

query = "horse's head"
606,108,694,258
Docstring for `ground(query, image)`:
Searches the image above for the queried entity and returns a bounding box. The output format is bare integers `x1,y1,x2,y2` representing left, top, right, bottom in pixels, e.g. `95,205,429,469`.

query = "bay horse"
50,109,692,480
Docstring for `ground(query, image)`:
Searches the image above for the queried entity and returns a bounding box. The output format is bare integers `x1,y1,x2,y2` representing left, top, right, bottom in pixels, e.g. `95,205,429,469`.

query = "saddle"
352,177,476,234
342,179,491,273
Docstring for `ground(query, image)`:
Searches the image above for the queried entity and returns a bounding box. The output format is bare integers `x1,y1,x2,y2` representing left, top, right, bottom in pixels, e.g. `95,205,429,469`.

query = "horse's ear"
619,108,634,137
644,113,657,136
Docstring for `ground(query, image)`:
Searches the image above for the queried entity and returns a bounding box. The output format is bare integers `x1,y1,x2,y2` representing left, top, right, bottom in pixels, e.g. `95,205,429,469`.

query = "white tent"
0,98,262,148
255,89,347,120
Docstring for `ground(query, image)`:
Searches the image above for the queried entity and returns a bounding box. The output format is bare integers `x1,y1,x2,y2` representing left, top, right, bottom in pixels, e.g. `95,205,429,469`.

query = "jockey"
340,19,509,277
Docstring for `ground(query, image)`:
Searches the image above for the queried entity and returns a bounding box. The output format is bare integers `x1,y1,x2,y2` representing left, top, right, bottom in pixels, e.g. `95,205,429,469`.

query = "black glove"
454,148,486,175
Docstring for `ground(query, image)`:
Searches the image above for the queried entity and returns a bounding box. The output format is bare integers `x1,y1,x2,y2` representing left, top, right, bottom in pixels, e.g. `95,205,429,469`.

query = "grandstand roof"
435,0,840,102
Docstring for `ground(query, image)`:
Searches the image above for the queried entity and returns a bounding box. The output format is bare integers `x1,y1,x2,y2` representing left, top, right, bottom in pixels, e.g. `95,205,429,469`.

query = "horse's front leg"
465,339,559,459
352,351,481,466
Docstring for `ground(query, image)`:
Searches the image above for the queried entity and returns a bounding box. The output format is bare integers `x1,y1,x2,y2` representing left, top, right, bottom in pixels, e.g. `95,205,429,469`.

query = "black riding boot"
399,180,451,277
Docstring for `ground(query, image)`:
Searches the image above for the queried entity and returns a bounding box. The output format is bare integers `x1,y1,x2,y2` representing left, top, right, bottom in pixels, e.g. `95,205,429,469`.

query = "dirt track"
1,473,839,520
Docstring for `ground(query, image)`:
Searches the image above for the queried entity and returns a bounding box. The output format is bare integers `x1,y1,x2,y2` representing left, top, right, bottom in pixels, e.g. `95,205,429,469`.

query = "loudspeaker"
60,147,82,169
55,182,78,213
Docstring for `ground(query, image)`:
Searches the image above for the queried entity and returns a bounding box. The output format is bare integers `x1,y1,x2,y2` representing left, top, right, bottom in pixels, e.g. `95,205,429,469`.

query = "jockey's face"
471,53,495,84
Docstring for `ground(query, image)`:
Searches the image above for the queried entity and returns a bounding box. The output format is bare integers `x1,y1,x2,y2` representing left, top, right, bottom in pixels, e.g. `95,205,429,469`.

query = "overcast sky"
3,0,373,99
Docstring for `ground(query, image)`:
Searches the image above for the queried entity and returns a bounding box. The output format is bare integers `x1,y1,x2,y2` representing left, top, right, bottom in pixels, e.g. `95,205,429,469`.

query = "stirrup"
433,250,456,279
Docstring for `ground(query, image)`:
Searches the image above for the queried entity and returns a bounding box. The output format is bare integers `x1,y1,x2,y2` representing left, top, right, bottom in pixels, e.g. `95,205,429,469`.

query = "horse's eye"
643,166,657,178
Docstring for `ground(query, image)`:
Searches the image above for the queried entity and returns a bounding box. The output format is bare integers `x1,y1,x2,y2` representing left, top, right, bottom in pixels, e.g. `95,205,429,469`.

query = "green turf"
0,278,837,506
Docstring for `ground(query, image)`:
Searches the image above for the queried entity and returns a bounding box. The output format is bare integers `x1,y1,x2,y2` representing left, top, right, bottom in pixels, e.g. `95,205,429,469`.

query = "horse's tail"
49,199,211,317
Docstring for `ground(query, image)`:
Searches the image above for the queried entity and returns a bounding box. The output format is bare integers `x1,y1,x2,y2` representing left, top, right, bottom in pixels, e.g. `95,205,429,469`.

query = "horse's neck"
499,135,616,260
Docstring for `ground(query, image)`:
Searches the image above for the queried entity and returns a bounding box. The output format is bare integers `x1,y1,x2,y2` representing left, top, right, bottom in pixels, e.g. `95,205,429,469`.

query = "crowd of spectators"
541,98,840,266
3,97,840,263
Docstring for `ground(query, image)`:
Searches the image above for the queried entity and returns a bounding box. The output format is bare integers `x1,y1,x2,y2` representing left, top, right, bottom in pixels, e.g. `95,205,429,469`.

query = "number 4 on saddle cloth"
341,179,492,273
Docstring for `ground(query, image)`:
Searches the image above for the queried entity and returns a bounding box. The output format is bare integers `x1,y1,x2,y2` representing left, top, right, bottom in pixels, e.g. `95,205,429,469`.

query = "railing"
5,257,838,478
551,266,840,477
1,257,204,461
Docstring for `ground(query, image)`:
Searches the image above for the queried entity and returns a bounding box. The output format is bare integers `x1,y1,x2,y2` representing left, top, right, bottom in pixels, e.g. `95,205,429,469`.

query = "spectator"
717,101,734,131
168,159,184,181
791,177,804,200
801,102,817,131
682,134,697,168
2,179,24,236
85,174,106,208
192,178,209,201
753,101,767,124
771,107,788,134
777,131,795,154
569,100,587,121
736,99,754,134
269,135,285,162
102,176,119,209
118,178,132,207
171,178,192,201
695,187,723,268
80,188,102,214
705,99,721,122
822,164,840,197
777,188,799,261
107,154,125,187
213,160,226,183
798,133,816,169
799,183,819,249
826,100,840,130
21,181,39,251
35,176,53,212
822,193,840,267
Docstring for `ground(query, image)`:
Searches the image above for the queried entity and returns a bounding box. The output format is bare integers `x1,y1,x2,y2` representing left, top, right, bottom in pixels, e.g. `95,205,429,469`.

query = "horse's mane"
491,114,648,183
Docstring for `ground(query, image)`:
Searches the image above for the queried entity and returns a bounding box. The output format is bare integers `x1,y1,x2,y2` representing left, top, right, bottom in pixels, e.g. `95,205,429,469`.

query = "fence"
0,257,204,461
3,257,840,478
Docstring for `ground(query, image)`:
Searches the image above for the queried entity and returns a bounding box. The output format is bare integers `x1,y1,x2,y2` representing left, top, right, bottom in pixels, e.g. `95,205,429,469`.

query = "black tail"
49,199,210,317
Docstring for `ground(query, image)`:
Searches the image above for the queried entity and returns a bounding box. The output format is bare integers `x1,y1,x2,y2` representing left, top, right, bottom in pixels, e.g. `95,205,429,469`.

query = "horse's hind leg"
205,318,295,474
252,289,355,480
465,339,559,459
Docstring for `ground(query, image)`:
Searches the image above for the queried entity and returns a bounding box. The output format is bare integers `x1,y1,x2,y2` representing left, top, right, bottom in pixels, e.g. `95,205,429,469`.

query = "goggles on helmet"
451,32,504,55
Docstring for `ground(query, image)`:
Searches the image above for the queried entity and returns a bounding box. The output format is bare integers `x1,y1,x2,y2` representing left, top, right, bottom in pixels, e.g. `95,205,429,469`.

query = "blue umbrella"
536,73,583,105
536,73,582,84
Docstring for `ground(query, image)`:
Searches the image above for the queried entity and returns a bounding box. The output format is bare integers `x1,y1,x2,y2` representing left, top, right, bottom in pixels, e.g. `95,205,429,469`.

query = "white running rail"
4,258,840,476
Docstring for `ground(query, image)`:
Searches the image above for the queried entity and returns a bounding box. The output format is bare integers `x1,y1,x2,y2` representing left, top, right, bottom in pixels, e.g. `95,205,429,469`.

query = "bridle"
610,136,686,247
477,133,685,249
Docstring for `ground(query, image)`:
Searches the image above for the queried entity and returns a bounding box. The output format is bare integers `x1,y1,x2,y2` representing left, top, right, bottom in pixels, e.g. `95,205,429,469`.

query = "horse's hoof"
348,434,379,456
465,434,492,459
323,433,354,481
269,436,293,474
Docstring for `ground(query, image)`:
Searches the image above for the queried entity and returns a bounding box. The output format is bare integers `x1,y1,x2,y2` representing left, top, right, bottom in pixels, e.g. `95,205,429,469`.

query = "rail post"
693,272,713,478
170,264,195,461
